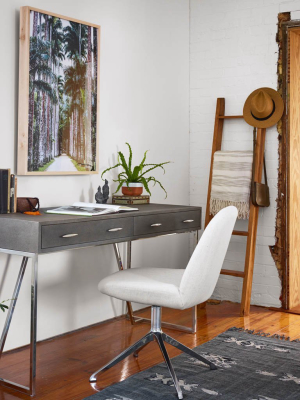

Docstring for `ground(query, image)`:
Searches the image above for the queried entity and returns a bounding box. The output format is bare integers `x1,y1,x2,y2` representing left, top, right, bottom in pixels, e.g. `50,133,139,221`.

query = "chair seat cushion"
98,268,185,309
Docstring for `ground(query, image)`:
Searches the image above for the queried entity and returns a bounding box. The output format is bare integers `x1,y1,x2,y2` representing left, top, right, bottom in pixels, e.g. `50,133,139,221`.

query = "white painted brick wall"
190,0,300,307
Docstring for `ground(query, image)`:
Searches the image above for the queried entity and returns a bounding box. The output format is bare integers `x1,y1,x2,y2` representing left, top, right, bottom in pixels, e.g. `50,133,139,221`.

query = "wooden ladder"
205,98,266,316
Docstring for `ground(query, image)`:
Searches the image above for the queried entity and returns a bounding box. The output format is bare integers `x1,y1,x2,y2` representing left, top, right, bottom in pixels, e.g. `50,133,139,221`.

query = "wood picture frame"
17,6,100,175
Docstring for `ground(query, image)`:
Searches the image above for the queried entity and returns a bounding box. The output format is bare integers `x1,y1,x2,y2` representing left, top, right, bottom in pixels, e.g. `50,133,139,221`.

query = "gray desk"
0,203,201,396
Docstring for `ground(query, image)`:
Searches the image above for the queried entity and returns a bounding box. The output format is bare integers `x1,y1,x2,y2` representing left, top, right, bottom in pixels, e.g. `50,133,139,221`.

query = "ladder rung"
218,115,243,119
221,269,245,278
232,230,248,237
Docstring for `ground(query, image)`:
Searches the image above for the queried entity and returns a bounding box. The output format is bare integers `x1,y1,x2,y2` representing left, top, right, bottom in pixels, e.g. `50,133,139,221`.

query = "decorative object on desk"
17,6,100,175
112,194,150,205
10,175,17,213
243,87,284,129
101,143,171,198
95,180,109,204
210,151,253,219
85,327,300,400
17,197,40,214
0,169,11,214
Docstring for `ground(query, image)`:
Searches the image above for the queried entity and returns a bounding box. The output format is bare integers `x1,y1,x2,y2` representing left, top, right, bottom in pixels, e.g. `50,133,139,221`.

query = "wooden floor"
1,301,300,400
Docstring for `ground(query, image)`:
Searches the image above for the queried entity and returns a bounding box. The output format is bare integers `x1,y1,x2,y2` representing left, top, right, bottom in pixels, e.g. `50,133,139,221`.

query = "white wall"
190,0,300,307
0,0,190,351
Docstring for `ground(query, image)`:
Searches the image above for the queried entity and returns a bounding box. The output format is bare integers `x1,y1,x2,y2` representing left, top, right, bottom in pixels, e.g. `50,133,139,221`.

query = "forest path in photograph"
45,154,77,172
27,10,98,173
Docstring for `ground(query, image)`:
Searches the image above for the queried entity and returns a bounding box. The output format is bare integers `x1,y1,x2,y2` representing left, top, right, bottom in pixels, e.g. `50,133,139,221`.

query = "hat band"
251,100,275,121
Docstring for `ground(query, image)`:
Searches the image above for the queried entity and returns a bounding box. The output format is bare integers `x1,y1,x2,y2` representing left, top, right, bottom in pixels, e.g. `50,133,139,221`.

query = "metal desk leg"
113,243,135,325
0,257,28,356
30,254,38,395
0,254,38,396
195,229,199,246
126,241,132,270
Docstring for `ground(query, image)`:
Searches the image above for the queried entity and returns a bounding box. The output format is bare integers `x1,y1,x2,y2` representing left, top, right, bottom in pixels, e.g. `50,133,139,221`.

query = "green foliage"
38,158,55,172
71,158,87,171
101,143,171,198
0,300,10,313
63,22,88,60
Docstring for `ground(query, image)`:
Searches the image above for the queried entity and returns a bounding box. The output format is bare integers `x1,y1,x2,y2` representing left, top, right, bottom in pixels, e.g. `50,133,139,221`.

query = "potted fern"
101,143,171,198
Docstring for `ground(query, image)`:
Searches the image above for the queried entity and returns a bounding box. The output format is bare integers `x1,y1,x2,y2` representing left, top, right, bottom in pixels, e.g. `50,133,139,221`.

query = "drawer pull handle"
61,233,78,238
108,228,123,232
183,219,194,223
151,223,162,227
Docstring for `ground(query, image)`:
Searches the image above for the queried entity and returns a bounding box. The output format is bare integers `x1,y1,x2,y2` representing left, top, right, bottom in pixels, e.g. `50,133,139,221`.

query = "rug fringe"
230,327,295,342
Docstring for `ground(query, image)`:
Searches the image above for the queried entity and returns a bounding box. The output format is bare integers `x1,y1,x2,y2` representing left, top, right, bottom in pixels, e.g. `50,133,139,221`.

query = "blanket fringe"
230,327,296,342
210,199,249,220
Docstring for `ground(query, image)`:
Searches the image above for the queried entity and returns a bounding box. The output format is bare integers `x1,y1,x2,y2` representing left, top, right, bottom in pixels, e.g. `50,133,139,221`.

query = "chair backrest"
179,206,238,309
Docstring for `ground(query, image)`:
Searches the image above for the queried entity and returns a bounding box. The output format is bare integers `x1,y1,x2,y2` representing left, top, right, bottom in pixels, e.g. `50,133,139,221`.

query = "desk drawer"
41,217,133,249
134,210,201,236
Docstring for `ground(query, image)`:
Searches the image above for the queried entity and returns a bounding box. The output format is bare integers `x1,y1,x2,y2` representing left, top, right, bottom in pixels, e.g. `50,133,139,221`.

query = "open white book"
46,202,138,217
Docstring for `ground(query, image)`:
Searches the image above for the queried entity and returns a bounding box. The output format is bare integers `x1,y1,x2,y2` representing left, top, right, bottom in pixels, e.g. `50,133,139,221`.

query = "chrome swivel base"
89,306,217,400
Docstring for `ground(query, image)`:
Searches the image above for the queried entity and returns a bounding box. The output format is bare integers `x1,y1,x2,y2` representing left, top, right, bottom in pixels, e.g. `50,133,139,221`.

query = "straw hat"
243,87,284,128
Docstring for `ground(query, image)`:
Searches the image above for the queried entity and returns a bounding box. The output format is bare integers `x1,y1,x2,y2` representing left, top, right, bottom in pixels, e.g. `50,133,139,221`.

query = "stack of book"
112,195,150,205
0,169,17,214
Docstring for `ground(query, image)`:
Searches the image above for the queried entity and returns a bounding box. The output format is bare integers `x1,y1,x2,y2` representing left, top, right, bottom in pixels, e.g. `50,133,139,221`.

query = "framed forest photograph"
17,7,100,175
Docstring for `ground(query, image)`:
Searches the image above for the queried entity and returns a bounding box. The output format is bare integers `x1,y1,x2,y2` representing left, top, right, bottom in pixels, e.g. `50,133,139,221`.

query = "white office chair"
90,206,238,399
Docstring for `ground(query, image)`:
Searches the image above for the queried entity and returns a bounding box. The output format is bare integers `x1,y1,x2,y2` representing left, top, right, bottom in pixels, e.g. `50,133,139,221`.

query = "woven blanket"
210,150,253,220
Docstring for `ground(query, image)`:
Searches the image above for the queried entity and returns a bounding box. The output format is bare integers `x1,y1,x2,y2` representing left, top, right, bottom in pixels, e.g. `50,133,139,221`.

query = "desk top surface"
0,203,201,225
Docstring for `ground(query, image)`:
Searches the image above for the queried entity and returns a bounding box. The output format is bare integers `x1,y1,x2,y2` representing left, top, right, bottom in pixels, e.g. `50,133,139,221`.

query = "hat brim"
243,87,284,128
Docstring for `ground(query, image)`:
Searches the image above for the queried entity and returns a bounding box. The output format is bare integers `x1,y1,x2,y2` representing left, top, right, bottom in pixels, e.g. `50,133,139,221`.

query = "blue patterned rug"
85,327,300,399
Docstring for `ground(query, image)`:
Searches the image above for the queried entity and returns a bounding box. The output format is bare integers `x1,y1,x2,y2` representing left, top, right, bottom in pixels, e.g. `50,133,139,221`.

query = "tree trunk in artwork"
75,109,79,161
38,14,46,166
46,20,52,161
73,112,76,160
55,65,59,157
92,26,98,169
79,24,81,57
70,112,73,157
79,111,83,164
28,11,38,171
56,65,59,157
28,90,35,171
33,91,41,170
52,77,56,158
85,26,92,170
36,13,43,168
82,112,85,165
55,99,59,157
47,97,51,161
79,109,82,164
40,91,46,165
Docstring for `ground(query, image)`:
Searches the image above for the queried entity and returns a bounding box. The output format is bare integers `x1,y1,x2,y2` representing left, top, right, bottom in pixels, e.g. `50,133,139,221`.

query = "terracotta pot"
122,183,143,196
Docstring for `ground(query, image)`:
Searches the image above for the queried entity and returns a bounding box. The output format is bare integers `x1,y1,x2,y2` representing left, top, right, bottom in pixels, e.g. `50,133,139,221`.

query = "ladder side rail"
240,128,267,316
205,98,225,228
